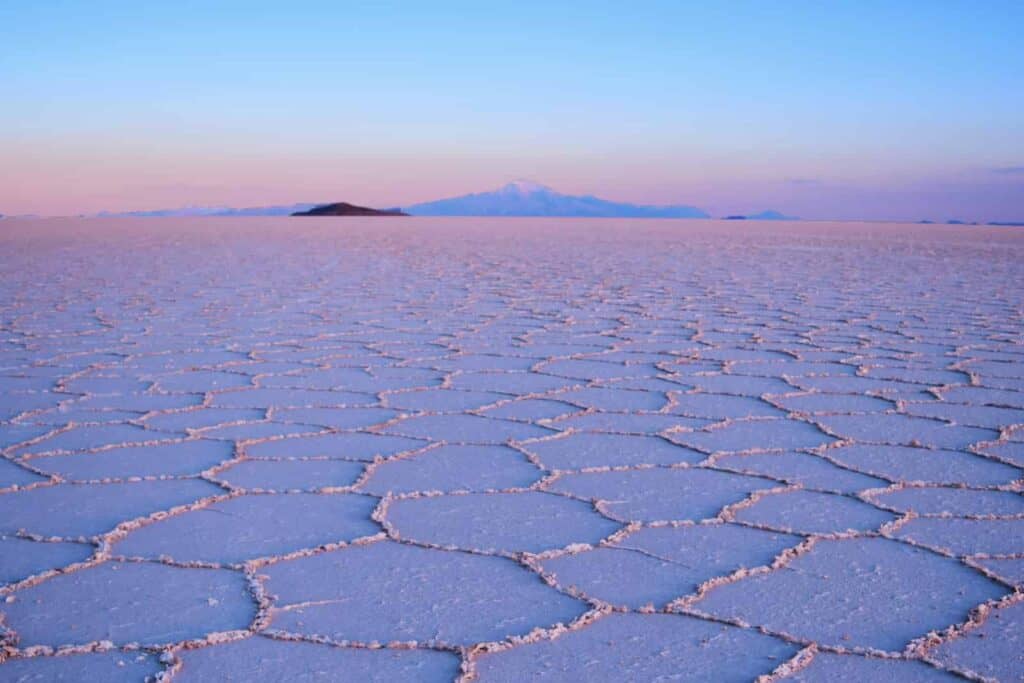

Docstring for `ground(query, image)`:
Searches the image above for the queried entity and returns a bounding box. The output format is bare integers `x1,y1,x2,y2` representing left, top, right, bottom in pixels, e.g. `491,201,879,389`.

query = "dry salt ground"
0,217,1023,681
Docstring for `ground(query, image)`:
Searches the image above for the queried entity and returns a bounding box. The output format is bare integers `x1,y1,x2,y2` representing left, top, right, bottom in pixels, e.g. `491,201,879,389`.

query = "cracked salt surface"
735,488,898,534
215,458,366,492
525,432,703,469
0,479,221,538
0,651,163,681
1,218,1023,680
264,541,587,645
386,491,621,553
784,652,962,681
113,494,380,564
551,467,777,522
473,612,798,681
692,537,1006,651
174,636,461,681
3,561,254,647
713,451,889,493
541,524,800,608
0,536,93,586
26,439,236,480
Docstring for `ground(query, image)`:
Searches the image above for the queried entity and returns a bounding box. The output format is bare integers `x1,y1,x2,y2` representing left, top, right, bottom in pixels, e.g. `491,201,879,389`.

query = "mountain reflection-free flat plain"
1,217,1022,681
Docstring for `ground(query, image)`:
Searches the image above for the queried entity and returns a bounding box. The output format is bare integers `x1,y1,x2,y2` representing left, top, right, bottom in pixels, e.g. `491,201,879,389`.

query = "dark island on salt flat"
291,202,408,217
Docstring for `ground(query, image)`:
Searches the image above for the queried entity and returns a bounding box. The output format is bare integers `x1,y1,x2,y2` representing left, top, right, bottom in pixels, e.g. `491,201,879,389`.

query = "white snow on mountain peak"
498,180,553,195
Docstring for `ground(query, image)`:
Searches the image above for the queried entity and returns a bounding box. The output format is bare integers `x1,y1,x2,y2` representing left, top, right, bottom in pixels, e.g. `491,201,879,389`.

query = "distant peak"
405,181,709,218
291,202,407,217
497,179,554,195
746,209,799,221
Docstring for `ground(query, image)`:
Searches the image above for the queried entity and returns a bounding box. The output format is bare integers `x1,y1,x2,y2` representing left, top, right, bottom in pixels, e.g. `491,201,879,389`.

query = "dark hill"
292,202,407,216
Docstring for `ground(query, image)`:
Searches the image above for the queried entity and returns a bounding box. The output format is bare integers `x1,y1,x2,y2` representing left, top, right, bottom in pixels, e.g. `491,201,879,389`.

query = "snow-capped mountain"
404,181,709,218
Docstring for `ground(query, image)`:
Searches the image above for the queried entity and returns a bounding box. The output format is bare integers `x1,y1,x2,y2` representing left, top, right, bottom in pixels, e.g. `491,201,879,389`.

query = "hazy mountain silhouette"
404,180,709,218
91,181,712,219
97,203,320,217
746,210,799,220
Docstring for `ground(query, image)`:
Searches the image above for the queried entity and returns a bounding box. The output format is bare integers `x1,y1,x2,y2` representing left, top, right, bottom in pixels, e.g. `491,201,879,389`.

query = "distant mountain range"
96,203,320,217
83,182,804,220
90,183,712,219
402,180,709,218
723,210,800,220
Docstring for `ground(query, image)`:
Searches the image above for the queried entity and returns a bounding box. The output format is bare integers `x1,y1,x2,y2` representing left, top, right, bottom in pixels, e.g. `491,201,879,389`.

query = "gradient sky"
2,1,1022,221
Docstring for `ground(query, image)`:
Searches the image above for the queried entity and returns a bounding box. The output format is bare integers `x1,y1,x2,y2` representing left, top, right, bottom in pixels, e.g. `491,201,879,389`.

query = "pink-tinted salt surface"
1,217,1022,681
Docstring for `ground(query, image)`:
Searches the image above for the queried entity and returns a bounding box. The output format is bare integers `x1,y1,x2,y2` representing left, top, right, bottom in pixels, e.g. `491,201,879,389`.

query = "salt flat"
0,217,1022,681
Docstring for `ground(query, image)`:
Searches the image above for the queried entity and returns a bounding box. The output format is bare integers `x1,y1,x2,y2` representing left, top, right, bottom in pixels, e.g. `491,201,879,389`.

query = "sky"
1,1,1022,221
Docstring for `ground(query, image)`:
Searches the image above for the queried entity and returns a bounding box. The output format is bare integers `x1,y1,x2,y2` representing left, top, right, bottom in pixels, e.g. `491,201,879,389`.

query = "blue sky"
1,1,1022,219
